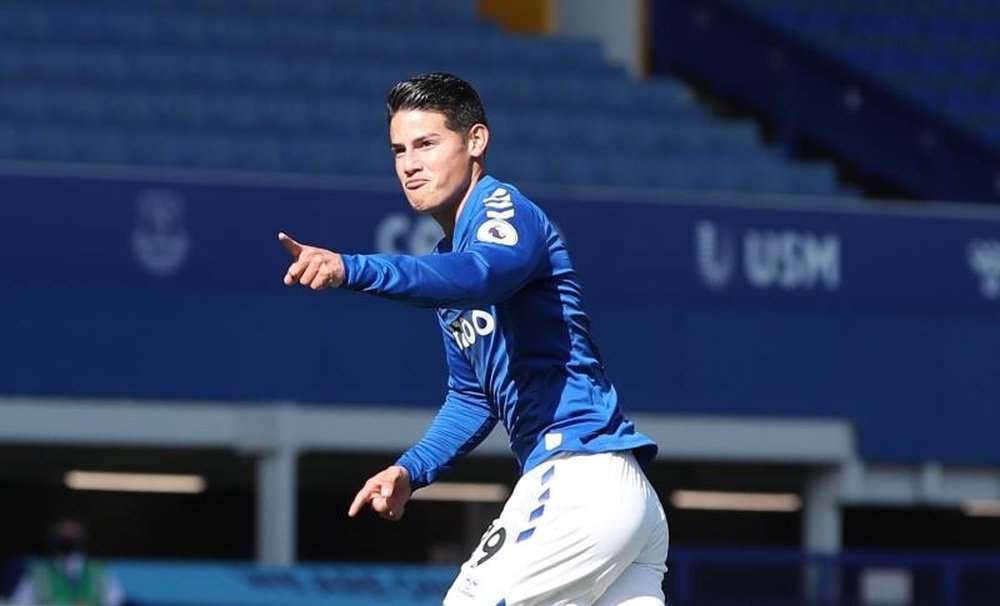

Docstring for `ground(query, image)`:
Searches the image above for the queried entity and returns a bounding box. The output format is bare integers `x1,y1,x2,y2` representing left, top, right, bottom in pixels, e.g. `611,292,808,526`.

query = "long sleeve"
395,333,497,489
341,196,547,309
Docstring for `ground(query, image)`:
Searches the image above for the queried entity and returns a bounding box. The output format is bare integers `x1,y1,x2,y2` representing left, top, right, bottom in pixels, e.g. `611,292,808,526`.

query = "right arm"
278,195,548,309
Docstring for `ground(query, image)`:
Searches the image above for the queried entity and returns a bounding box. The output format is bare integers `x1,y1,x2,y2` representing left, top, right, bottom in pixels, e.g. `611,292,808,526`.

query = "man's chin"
407,198,439,215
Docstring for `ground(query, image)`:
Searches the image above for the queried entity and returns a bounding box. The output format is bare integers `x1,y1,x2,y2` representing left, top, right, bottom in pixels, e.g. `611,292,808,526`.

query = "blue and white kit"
341,175,667,605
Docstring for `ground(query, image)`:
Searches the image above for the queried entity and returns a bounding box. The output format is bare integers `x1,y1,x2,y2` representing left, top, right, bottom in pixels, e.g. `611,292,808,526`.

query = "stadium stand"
653,0,1000,203
0,0,846,195
6,2,1000,605
739,0,1000,141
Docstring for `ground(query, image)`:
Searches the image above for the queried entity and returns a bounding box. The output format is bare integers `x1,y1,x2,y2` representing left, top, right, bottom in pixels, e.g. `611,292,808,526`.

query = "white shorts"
443,451,669,606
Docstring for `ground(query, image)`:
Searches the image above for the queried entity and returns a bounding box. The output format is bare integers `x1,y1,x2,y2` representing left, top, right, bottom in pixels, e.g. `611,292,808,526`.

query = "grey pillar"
804,467,841,552
803,467,842,604
256,445,297,565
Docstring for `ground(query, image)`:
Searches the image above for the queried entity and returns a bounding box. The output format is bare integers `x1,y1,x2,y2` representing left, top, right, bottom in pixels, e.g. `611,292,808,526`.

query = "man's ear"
467,123,489,159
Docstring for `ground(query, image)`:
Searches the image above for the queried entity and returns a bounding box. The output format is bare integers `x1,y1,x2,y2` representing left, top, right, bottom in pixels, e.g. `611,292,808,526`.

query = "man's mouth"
405,179,428,190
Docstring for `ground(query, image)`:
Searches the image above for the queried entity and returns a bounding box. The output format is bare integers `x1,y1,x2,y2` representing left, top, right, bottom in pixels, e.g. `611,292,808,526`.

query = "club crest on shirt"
476,219,518,246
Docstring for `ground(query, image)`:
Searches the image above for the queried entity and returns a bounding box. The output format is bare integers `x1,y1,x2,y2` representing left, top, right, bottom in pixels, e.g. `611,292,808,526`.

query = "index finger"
278,232,303,257
348,482,379,517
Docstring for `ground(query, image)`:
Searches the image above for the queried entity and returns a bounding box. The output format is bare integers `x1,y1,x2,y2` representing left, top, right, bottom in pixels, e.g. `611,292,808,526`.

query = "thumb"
381,484,393,498
278,232,303,257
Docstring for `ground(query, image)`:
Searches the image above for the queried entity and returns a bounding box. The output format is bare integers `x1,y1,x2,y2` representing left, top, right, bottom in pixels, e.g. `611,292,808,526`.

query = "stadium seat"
0,0,848,195
736,0,1000,147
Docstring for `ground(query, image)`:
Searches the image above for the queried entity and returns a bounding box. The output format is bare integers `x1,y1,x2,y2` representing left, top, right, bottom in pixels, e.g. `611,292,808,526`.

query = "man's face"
389,110,477,217
50,519,85,556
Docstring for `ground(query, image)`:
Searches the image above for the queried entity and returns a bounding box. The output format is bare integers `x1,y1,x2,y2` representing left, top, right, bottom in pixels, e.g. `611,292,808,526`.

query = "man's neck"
433,168,484,240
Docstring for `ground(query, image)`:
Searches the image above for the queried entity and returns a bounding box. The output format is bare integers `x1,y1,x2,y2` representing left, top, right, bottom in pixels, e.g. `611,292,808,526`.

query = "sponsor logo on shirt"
448,310,496,350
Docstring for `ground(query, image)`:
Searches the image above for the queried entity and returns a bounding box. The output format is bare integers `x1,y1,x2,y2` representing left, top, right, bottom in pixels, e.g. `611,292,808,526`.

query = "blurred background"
1,0,999,604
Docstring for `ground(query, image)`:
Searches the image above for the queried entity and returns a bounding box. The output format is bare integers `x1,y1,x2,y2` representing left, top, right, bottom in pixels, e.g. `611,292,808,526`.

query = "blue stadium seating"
0,0,847,195
736,0,1000,147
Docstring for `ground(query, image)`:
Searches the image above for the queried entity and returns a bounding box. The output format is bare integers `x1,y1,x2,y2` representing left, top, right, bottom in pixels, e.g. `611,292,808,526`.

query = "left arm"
394,373,498,490
347,330,497,520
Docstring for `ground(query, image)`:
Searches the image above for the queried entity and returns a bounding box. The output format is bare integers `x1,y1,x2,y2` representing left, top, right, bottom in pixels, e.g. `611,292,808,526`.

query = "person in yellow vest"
9,518,124,606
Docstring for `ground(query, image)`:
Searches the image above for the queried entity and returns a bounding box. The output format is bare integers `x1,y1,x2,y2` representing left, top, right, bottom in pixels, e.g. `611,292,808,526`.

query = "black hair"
386,72,488,135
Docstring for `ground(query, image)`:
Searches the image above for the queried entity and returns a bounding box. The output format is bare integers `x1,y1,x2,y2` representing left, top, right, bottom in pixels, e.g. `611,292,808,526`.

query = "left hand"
347,465,413,522
278,232,345,290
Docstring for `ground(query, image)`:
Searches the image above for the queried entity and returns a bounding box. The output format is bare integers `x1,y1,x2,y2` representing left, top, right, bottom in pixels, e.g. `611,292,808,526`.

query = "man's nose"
402,151,422,175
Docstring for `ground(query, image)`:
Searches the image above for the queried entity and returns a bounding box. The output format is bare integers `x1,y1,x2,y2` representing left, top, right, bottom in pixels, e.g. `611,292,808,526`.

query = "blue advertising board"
1,171,998,462
99,551,1000,606
108,560,456,606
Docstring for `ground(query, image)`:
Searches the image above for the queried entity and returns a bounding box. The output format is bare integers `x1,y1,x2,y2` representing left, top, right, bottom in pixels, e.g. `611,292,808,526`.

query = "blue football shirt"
340,175,656,489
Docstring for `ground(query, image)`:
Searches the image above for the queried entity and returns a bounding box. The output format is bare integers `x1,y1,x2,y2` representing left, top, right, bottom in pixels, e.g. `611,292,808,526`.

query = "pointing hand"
278,232,345,290
348,466,412,522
